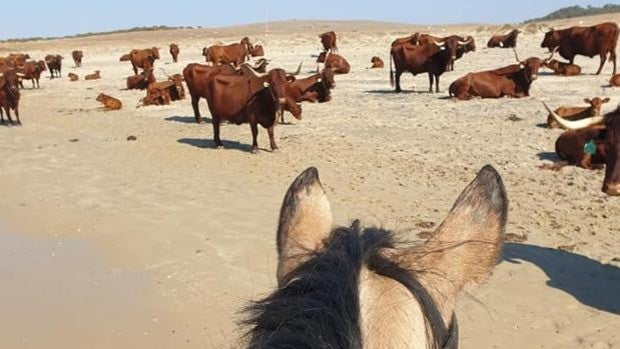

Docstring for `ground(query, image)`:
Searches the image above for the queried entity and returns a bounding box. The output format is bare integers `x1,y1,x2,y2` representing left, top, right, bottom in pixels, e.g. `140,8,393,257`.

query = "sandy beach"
0,13,619,348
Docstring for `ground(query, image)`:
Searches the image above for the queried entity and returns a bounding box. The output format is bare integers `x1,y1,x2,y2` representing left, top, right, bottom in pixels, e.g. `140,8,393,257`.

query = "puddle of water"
0,226,178,349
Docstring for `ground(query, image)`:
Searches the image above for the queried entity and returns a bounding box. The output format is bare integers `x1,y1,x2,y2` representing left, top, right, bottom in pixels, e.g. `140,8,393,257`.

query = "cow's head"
513,49,542,80
0,70,23,95
265,68,302,121
37,60,47,71
603,111,620,195
541,28,561,51
585,97,611,115
315,68,336,102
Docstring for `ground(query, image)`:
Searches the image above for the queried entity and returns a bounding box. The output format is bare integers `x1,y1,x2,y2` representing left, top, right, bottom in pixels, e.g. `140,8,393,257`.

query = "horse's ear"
395,166,507,318
276,167,333,285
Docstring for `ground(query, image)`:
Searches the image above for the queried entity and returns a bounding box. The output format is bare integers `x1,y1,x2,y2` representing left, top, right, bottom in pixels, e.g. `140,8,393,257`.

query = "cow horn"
542,102,604,130
0,73,3,78
431,39,445,47
242,64,263,78
159,68,171,79
287,62,303,76
458,37,472,45
539,26,550,34
546,47,557,61
16,72,25,77
512,48,522,63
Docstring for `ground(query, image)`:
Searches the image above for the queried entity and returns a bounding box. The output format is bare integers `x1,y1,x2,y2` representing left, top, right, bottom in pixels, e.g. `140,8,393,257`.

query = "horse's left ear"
276,167,333,285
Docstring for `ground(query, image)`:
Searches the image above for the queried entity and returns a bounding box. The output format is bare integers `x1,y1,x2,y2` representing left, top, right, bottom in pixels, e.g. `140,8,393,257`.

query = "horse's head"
244,166,508,348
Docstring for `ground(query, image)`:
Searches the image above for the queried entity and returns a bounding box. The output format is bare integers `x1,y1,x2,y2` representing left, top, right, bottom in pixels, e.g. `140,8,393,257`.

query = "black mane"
242,222,454,348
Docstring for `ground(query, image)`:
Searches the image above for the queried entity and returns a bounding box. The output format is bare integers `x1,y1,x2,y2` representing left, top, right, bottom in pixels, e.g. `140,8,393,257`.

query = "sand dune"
0,15,619,348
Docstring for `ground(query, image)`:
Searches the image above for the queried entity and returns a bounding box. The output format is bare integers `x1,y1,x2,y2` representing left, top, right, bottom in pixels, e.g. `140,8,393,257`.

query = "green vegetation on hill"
0,25,193,43
523,4,620,23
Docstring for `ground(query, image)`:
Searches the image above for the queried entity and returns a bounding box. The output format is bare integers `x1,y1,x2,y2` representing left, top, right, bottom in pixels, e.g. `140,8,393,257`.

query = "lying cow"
487,29,521,48
85,70,101,80
449,49,543,100
609,74,620,87
126,67,155,90
547,97,610,128
250,45,264,57
368,56,384,69
205,67,301,153
96,93,122,111
280,68,336,124
203,37,253,66
142,74,185,106
317,52,350,74
0,69,24,125
72,50,83,67
45,54,63,79
68,73,79,81
19,60,46,88
543,49,581,76
170,43,180,63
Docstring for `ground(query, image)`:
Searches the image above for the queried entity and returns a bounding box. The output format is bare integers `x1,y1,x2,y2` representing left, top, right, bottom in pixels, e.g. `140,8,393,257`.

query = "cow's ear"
276,167,333,285
584,98,592,104
286,75,296,83
602,98,611,104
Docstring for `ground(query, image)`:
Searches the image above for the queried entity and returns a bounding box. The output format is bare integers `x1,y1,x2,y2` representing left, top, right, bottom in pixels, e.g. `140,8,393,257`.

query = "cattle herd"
0,22,619,195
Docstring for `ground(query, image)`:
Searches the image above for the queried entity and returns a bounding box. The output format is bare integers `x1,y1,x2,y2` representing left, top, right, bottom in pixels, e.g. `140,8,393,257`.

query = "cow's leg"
0,107,4,124
250,122,259,154
14,106,20,125
435,75,441,93
19,80,24,89
212,118,223,148
395,70,403,93
611,50,617,75
267,126,278,151
596,53,607,75
191,95,202,123
5,107,13,125
132,64,138,75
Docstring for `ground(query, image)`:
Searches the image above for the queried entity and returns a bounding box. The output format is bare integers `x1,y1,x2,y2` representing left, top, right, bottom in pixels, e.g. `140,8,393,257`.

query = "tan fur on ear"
276,167,333,285
392,165,508,325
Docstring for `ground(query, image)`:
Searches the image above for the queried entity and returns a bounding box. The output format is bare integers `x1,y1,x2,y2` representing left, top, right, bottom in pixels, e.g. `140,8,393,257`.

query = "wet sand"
0,13,619,348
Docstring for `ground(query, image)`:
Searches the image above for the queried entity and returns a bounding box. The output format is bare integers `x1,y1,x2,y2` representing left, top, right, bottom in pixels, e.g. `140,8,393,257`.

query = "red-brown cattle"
541,22,618,75
391,37,472,93
183,63,237,123
487,29,521,48
319,31,337,53
391,33,420,48
127,47,160,75
45,55,63,79
317,52,350,74
418,34,476,71
18,60,46,88
449,50,543,99
72,50,83,67
68,73,79,81
0,69,23,125
169,44,180,63
85,70,101,80
205,68,302,153
547,97,610,128
126,67,155,90
369,56,384,69
609,73,620,86
250,44,264,57
203,37,253,66
96,93,122,110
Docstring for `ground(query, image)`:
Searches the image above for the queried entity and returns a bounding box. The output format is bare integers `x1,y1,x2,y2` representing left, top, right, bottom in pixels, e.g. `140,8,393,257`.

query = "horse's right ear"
276,167,333,285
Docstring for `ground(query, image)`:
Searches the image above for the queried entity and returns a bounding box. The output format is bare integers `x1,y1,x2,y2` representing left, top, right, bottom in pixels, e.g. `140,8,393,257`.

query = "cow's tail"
389,49,395,87
609,24,619,62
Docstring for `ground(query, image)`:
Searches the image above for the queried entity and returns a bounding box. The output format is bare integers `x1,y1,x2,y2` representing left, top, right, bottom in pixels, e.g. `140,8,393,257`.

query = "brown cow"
544,59,582,76
418,34,476,71
183,63,237,123
68,73,79,81
319,31,337,53
250,44,265,57
368,56,384,69
96,93,122,111
205,68,302,153
547,97,610,128
541,22,619,75
449,50,543,100
127,47,160,75
45,55,63,79
0,69,24,125
126,67,155,90
487,29,521,48
203,37,253,66
391,33,420,48
391,37,472,93
119,54,131,62
317,52,350,74
72,50,83,67
279,68,336,124
543,102,620,195
169,44,180,63
18,60,46,88
7,53,30,66
85,70,101,80
608,74,620,87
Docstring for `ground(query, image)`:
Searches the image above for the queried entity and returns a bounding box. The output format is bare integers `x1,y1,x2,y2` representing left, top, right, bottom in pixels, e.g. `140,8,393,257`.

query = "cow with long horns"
546,97,610,129
449,49,543,100
544,102,620,196
540,22,619,75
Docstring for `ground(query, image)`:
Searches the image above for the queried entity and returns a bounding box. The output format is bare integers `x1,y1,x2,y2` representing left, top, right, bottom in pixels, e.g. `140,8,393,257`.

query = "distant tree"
523,3,620,23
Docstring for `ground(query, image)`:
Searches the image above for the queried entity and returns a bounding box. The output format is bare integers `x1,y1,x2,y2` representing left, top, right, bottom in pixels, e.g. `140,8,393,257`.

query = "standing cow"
45,55,63,79
72,50,83,67
169,44,180,63
540,22,618,75
0,69,24,125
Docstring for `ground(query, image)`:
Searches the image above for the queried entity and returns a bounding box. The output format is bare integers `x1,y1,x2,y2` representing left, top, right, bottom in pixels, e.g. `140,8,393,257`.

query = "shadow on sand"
536,152,560,162
363,89,418,95
177,138,267,153
503,243,620,315
165,115,212,124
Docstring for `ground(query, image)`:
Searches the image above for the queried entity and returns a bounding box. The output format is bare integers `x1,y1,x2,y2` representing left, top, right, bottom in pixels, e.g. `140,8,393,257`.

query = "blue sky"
0,1,614,40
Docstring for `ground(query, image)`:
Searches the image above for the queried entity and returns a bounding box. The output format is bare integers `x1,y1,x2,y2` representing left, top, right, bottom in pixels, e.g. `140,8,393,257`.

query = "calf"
68,73,79,81
0,69,23,125
96,93,122,111
317,52,350,74
609,74,620,87
85,70,101,80
547,97,610,128
45,55,63,79
544,59,581,76
368,56,384,69
72,50,83,67
169,44,180,63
